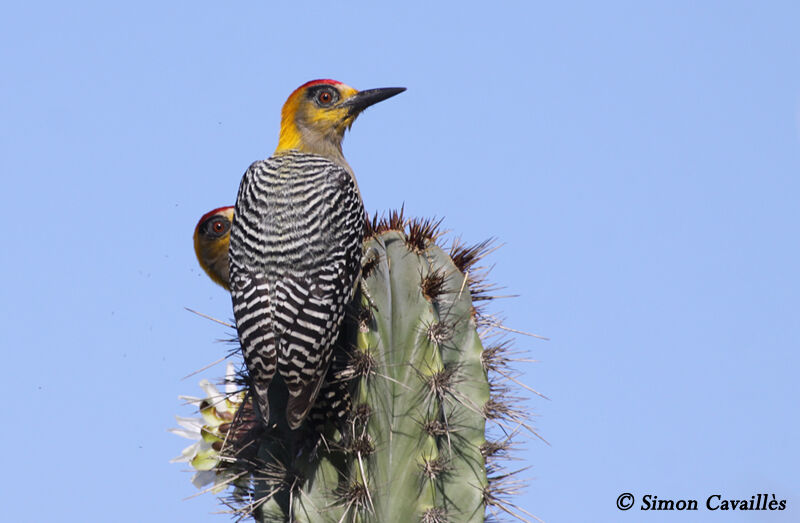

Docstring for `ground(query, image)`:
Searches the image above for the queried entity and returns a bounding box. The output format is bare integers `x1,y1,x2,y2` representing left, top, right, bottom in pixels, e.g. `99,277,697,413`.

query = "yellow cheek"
209,239,230,262
309,107,350,128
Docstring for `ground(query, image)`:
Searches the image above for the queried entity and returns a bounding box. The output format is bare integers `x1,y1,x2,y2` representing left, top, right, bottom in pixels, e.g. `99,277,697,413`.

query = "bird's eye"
317,89,334,105
202,216,230,238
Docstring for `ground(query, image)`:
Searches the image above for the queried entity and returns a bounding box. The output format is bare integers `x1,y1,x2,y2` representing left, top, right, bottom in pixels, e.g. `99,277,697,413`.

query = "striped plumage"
229,79,404,430
193,204,354,429
230,151,365,429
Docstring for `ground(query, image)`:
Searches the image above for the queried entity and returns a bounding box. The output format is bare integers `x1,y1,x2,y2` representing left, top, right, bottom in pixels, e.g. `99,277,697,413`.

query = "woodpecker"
193,206,234,289
229,79,404,429
193,204,353,430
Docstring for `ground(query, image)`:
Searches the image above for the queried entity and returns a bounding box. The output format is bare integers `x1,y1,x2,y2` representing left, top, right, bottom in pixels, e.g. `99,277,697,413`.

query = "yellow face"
276,80,359,153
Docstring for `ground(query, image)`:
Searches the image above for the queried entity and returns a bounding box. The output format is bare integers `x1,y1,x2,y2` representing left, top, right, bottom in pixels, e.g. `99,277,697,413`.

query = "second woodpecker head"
276,79,405,166
193,206,234,290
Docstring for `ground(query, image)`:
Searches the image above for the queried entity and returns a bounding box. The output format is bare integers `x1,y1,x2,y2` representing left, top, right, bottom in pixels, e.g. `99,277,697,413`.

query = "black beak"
344,87,406,115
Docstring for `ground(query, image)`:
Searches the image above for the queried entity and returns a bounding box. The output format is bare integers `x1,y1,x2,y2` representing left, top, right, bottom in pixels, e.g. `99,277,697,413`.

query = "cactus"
174,209,541,522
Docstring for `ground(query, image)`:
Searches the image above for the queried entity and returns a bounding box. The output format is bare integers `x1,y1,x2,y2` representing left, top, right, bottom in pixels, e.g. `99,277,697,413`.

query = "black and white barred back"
229,150,365,430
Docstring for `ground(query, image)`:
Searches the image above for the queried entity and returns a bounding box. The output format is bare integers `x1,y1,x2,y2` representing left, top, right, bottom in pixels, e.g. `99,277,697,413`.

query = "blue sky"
2,2,798,522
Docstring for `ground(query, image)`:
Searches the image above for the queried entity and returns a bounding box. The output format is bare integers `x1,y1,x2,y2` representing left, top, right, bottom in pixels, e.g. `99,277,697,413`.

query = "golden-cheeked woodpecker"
229,79,404,429
193,204,353,429
193,206,234,289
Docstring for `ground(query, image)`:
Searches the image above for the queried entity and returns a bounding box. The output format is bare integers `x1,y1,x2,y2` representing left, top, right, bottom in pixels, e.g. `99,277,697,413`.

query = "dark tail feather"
285,368,329,430
252,381,271,425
